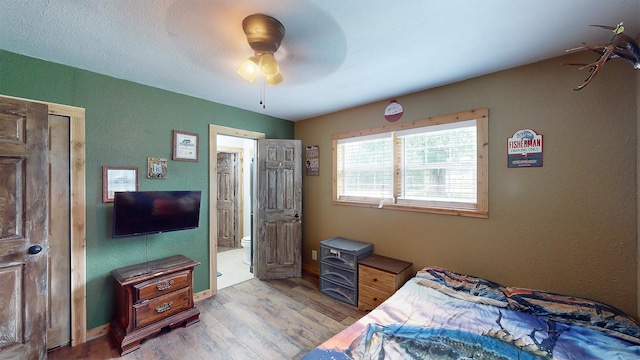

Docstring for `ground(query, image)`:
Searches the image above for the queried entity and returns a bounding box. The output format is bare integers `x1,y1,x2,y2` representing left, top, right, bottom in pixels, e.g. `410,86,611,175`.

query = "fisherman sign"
507,129,543,168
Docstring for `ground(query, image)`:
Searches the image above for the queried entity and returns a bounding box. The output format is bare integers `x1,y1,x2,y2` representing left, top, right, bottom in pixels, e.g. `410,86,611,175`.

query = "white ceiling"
2,0,639,121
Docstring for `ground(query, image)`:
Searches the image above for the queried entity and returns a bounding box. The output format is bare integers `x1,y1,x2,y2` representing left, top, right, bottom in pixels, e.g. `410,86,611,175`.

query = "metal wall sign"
305,145,319,176
507,129,543,168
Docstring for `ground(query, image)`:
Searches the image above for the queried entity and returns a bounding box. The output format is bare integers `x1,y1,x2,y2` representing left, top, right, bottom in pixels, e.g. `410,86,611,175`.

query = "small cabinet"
109,255,200,355
358,255,412,311
319,237,373,306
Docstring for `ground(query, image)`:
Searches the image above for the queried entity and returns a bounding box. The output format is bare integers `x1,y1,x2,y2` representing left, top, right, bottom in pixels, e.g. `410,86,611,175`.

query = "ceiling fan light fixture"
267,72,283,86
238,14,286,86
242,14,285,54
237,56,260,83
259,53,279,76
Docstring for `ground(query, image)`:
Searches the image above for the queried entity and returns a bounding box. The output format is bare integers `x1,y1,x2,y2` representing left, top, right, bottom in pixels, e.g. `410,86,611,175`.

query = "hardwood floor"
48,274,366,360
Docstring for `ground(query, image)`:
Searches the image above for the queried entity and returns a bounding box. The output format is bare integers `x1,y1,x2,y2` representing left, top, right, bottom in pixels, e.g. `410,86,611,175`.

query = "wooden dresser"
358,255,412,311
109,255,200,355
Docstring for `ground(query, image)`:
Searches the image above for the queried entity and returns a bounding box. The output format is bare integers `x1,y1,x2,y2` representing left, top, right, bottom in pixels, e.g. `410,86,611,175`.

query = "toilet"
241,236,251,265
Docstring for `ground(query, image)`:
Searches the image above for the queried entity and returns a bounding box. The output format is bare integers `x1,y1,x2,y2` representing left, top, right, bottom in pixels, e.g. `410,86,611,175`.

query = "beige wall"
295,52,638,318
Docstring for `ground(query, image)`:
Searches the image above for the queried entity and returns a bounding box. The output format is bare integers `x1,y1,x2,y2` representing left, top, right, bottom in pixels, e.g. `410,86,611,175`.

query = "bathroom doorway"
216,135,255,289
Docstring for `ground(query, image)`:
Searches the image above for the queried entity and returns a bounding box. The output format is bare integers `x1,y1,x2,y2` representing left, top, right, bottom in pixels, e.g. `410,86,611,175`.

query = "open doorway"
208,126,301,294
216,134,255,290
208,125,264,295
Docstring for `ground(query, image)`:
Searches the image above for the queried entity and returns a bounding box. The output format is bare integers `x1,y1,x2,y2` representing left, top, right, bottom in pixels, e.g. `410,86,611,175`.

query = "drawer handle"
373,278,378,282
156,301,173,313
156,280,174,291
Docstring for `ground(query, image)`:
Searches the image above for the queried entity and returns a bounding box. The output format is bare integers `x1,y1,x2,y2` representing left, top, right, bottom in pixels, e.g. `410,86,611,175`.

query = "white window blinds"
399,119,477,204
337,134,393,199
332,108,488,217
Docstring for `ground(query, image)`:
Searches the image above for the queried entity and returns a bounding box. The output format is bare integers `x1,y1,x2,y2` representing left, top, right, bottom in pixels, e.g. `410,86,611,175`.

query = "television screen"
112,190,201,238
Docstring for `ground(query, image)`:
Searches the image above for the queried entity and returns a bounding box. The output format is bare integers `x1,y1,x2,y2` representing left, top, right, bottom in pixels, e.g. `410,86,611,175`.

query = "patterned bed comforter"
303,267,640,360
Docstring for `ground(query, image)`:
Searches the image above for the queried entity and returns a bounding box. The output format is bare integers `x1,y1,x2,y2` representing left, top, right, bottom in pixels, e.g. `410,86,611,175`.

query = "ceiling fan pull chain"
260,78,266,109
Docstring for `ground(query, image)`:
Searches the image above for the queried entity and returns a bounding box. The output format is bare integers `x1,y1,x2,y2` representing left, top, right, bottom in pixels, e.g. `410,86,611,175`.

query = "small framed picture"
102,166,139,203
173,130,199,162
147,157,167,179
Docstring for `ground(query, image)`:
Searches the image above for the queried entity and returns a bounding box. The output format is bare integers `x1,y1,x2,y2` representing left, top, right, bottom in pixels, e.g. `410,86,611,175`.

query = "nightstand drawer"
357,254,413,311
134,287,191,329
358,284,390,309
134,270,190,302
359,265,397,293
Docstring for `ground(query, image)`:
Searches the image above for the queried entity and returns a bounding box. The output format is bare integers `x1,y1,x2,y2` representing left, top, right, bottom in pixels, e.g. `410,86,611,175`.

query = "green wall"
0,50,294,329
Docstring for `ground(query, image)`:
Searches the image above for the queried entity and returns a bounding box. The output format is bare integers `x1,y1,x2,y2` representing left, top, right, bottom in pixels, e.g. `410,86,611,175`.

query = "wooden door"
47,115,71,349
0,97,49,359
217,152,238,249
255,139,302,279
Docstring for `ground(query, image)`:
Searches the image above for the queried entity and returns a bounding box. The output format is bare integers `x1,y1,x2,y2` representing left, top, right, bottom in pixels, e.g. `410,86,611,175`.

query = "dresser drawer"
134,287,192,329
358,284,390,309
134,270,190,302
359,265,397,293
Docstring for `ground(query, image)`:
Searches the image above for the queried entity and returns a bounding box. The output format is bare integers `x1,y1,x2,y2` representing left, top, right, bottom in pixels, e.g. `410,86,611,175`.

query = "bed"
303,266,640,359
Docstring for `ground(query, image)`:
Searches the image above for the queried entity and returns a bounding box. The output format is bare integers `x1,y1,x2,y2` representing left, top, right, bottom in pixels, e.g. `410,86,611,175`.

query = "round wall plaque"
384,100,403,122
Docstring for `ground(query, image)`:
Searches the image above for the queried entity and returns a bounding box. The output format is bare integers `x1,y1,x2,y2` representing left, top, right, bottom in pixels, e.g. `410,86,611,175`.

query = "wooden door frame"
208,125,264,296
1,95,87,346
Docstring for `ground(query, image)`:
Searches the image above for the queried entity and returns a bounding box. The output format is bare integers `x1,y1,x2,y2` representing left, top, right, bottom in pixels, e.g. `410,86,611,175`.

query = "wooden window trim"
332,108,488,218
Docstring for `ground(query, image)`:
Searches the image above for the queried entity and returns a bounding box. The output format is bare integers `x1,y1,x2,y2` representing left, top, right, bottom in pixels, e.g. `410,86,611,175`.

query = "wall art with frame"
147,157,167,179
102,166,139,202
173,130,199,162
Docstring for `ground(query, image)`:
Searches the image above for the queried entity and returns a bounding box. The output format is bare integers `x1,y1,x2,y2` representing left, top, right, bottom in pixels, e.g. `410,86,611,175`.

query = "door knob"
294,213,300,219
28,245,43,255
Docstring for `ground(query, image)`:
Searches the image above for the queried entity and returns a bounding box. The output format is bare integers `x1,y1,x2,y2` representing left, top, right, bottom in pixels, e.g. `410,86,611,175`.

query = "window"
333,108,488,218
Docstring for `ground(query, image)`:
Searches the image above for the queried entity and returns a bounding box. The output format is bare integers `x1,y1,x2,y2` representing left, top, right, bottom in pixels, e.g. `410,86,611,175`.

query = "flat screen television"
112,190,202,238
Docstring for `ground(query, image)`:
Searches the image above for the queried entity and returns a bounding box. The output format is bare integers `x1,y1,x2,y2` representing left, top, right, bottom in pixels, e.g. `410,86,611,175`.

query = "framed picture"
173,130,199,162
147,157,167,179
102,166,139,203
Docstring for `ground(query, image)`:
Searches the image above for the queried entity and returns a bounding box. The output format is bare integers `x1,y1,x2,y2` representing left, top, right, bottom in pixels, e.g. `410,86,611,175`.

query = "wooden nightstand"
358,255,413,311
110,255,200,355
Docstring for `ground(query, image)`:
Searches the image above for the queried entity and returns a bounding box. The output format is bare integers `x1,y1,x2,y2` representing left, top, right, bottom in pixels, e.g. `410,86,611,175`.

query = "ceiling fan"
236,14,285,86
